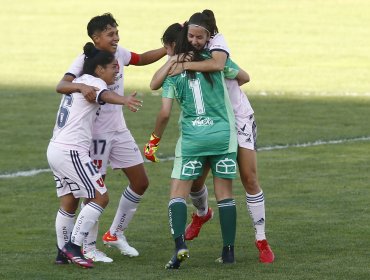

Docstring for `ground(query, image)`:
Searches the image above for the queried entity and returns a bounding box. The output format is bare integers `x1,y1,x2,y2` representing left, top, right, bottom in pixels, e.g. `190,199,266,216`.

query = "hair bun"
83,42,100,58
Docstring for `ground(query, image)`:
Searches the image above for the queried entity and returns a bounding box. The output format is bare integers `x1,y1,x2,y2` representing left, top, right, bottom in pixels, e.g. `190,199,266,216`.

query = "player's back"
51,75,106,151
163,69,236,156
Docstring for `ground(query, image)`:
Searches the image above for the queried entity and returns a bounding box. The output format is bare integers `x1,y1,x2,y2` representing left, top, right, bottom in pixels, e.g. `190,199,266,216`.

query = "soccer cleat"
165,248,189,269
55,245,71,265
62,241,93,268
255,239,275,263
102,231,139,257
185,207,214,240
84,249,113,263
215,245,235,264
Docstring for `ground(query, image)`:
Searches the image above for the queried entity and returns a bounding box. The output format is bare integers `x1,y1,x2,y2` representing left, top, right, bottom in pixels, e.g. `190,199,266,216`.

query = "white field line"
1,136,369,179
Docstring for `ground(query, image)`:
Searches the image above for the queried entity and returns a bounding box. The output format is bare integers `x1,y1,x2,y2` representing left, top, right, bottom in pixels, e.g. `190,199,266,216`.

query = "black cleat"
215,245,235,264
165,235,189,269
55,245,71,265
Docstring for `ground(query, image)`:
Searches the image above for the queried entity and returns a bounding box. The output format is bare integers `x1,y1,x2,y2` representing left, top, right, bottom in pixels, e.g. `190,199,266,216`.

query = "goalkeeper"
144,22,249,269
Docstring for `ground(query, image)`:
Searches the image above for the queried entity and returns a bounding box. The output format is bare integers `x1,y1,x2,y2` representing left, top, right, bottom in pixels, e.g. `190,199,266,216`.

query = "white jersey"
66,45,132,134
50,74,107,151
206,33,230,56
207,34,254,118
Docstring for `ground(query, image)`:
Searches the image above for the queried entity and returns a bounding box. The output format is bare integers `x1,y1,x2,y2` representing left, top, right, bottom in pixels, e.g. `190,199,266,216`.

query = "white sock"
71,202,104,246
80,202,99,254
83,222,99,253
246,191,266,240
109,186,141,236
55,208,75,250
189,185,209,217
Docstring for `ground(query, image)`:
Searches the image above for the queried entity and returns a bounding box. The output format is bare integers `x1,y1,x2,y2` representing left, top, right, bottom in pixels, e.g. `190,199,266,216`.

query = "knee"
102,194,109,208
242,175,260,193
130,177,149,195
97,193,109,208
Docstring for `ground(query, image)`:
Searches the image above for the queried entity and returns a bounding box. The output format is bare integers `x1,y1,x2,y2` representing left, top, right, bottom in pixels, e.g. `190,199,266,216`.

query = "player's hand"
80,84,99,103
169,62,184,76
125,92,143,112
168,53,193,76
144,133,161,162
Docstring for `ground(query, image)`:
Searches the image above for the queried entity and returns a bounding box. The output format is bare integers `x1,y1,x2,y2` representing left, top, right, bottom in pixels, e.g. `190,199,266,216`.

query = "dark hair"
188,9,218,36
87,13,118,38
161,23,183,45
175,22,213,85
82,42,115,75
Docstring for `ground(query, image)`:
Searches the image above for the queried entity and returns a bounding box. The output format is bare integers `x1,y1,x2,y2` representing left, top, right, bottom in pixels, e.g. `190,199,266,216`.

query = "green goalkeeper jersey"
162,52,238,157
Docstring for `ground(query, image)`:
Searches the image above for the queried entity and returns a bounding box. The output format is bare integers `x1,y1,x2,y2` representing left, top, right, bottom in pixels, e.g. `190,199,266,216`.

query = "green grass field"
1,0,370,279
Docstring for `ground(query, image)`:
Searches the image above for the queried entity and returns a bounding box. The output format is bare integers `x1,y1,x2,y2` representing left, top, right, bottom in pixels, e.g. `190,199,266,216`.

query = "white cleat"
103,231,139,257
84,249,113,263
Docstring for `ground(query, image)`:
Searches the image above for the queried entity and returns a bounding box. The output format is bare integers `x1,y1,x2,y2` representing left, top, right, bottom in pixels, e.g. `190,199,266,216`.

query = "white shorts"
47,143,107,198
236,114,257,151
90,130,144,175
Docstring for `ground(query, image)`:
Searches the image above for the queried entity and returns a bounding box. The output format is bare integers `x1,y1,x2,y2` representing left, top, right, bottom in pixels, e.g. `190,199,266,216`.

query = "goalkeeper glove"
144,132,161,162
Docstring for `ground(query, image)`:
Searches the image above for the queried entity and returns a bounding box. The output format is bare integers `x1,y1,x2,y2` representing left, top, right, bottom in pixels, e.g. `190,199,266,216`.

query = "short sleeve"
223,58,239,80
162,78,176,99
66,54,85,78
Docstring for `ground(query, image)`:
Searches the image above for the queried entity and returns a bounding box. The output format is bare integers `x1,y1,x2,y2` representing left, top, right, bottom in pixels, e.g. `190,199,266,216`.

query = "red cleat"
255,239,275,263
62,241,93,268
185,207,214,240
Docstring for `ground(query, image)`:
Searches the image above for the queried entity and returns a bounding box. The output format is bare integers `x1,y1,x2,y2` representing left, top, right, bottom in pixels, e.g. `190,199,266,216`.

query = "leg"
55,194,79,264
185,164,214,240
214,177,236,264
165,179,192,269
81,196,113,263
102,164,148,257
63,190,108,269
238,147,274,263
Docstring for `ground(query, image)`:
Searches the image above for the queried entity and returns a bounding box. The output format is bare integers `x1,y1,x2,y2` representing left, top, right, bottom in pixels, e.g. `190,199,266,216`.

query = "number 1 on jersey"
189,79,205,115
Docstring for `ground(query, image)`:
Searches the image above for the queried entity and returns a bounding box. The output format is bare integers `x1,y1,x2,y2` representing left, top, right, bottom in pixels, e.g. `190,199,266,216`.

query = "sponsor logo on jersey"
109,84,120,91
192,116,214,127
114,73,123,82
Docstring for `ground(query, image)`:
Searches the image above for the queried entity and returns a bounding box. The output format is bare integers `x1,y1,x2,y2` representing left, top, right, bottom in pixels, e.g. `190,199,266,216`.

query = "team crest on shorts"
216,158,236,174
182,161,202,176
96,177,105,188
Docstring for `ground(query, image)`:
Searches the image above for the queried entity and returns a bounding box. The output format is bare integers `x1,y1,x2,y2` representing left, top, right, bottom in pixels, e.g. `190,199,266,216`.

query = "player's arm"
183,51,227,72
144,97,173,162
134,47,167,66
236,66,250,86
56,74,98,103
99,91,143,112
153,97,173,138
169,50,227,77
150,56,178,90
151,53,194,89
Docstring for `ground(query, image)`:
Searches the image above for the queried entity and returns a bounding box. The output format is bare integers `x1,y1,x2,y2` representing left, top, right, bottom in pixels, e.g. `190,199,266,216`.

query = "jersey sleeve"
116,45,133,66
66,54,85,78
223,58,239,80
90,77,109,105
207,33,230,57
161,78,176,99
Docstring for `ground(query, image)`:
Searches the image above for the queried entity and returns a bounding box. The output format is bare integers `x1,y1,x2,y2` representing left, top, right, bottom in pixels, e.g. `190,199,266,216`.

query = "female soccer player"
145,23,250,268
149,10,275,264
56,13,167,262
48,42,142,268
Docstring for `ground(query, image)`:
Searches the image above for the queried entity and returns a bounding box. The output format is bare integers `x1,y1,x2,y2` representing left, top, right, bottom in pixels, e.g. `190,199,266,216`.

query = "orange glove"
144,133,161,162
